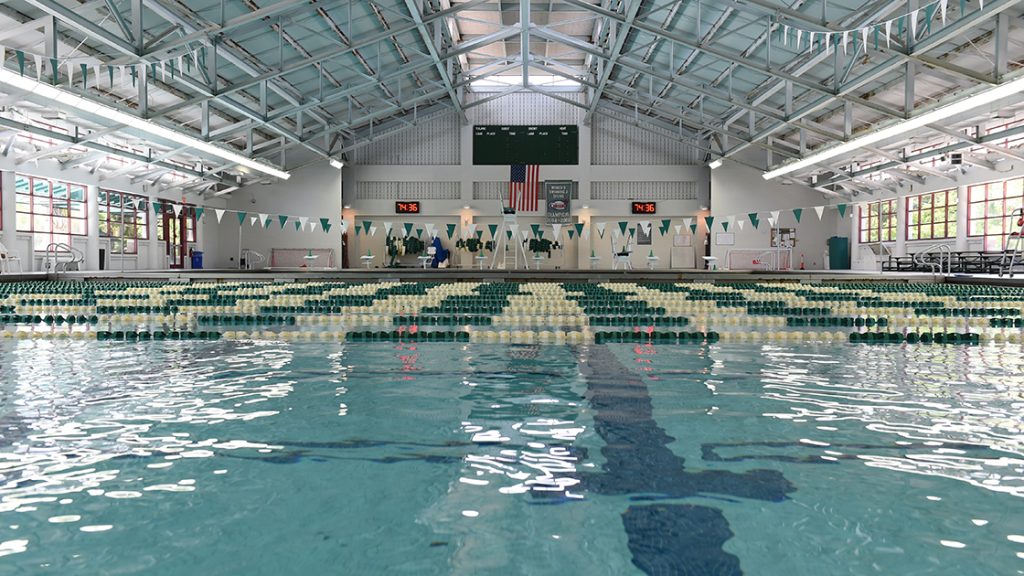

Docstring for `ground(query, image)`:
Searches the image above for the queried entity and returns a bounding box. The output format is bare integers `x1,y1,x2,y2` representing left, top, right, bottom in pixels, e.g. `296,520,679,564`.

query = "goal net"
726,248,792,271
271,248,335,268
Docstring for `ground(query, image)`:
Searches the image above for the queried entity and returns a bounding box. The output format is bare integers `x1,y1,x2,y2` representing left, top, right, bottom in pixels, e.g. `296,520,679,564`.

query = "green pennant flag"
488,224,498,238
748,213,759,229
475,230,484,240
236,211,246,225
263,216,272,229
618,221,628,235
689,224,697,234
531,223,541,237
506,230,513,240
537,231,545,240
355,226,360,236
722,221,729,232
295,220,302,231
194,207,204,221
446,223,456,239
415,227,423,238
169,59,176,79
49,57,58,84
403,222,414,237
627,226,636,237
362,220,372,234
16,50,24,75
704,216,714,230
80,64,88,87
837,204,848,218
136,199,146,212
574,223,584,238
660,219,671,235
320,218,332,233
793,208,803,223
279,215,288,228
151,201,162,214
129,65,137,87
150,62,158,81
567,229,575,239
107,65,114,87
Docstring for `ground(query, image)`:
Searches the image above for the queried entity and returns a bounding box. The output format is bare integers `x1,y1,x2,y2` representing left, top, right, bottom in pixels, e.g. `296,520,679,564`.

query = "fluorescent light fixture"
763,74,1024,180
329,158,344,169
0,67,290,180
343,204,352,209
462,205,471,210
470,75,582,90
708,159,723,169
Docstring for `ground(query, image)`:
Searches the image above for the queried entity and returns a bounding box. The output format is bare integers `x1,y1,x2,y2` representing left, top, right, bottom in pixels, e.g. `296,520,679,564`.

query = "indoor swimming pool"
0,281,1022,574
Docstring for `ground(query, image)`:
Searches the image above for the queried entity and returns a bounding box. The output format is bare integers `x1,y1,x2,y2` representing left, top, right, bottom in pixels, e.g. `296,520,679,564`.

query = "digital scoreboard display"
631,201,657,214
473,125,579,165
395,201,420,214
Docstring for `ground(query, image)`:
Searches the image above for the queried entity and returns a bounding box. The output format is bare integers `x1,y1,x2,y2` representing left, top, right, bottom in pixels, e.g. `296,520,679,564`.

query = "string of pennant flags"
0,45,208,89
143,197,853,243
777,0,983,56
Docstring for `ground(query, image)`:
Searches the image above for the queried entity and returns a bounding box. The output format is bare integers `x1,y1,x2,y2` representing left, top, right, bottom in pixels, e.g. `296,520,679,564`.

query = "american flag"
509,164,539,212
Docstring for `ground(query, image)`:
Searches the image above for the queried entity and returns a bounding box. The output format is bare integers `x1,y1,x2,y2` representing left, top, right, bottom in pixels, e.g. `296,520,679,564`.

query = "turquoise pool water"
0,339,1022,575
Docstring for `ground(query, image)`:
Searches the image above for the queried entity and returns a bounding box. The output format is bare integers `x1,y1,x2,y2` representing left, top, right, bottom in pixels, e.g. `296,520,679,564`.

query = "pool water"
1,338,1022,575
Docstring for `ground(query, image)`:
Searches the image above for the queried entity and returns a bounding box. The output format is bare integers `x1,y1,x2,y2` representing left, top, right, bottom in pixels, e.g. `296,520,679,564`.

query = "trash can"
190,251,204,269
828,237,850,270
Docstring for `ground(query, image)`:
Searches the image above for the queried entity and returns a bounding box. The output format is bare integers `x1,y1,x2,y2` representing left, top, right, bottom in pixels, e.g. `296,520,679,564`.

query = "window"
155,201,197,244
907,189,957,241
99,190,149,255
968,177,1024,251
15,174,88,251
859,199,897,243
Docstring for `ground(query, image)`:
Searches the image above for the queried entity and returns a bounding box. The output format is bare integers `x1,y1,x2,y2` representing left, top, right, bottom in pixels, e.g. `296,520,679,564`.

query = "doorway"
161,209,188,268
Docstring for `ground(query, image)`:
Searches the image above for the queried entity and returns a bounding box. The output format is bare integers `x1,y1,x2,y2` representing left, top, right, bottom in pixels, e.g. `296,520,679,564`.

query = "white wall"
209,162,343,269
711,158,838,270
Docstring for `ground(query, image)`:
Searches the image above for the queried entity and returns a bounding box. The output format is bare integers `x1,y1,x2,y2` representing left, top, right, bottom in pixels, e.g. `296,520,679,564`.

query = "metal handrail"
913,243,952,277
241,249,266,270
44,242,83,272
998,208,1024,277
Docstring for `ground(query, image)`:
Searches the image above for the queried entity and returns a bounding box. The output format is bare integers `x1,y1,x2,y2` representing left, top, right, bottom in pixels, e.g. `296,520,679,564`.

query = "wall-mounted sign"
395,201,420,214
545,180,572,224
631,201,657,214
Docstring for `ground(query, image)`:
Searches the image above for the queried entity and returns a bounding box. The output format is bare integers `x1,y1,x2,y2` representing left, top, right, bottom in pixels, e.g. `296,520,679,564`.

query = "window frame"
98,189,150,255
155,200,197,244
967,177,1024,251
906,189,957,242
14,174,88,251
858,199,897,244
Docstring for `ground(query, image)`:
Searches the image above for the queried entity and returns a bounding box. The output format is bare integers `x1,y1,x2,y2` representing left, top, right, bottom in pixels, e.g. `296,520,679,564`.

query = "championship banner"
545,180,572,224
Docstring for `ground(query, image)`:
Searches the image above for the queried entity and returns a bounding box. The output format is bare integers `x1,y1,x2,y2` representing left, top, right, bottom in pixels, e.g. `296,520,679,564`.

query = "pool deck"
3,267,1024,286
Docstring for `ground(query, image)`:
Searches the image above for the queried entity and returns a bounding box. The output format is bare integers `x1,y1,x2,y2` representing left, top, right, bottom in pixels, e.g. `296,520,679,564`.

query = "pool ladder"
913,243,952,278
998,208,1024,277
44,243,83,273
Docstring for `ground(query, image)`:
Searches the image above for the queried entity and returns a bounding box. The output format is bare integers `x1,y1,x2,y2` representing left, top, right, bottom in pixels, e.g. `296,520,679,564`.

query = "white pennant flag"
119,65,127,87
215,209,225,223
842,30,849,54
66,61,74,86
383,222,393,236
796,29,803,49
582,225,590,240
551,223,562,239
639,221,652,236
33,55,42,80
783,25,789,46
401,225,410,237
258,213,268,227
160,60,167,81
770,210,780,222
509,224,520,239
177,56,184,77
467,223,477,238
862,27,869,51
814,205,825,220
309,221,317,232
885,20,893,47
520,230,529,241
425,223,437,238
737,219,745,231
826,32,832,55
726,215,736,230
674,224,683,235
595,222,606,237
94,65,102,89
250,216,259,227
909,10,918,39
193,50,200,72
940,0,948,24
767,217,777,228
172,204,183,217
369,225,377,237
298,216,309,230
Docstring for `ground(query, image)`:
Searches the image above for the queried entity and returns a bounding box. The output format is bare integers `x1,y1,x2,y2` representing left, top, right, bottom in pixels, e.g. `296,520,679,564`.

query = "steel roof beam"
584,0,642,123
403,0,468,122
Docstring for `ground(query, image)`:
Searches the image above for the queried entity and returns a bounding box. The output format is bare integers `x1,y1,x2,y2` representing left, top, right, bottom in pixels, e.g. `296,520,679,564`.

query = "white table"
360,255,375,269
418,255,432,269
646,255,660,270
589,256,601,269
532,255,544,270
476,255,489,270
702,256,718,271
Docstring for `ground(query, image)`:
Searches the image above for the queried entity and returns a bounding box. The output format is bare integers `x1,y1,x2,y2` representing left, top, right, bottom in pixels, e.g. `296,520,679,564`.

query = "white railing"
241,249,266,270
998,208,1024,277
44,243,83,272
913,243,952,277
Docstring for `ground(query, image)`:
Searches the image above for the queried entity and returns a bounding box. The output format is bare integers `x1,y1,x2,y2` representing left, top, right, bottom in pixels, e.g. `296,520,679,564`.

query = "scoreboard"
473,125,578,165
